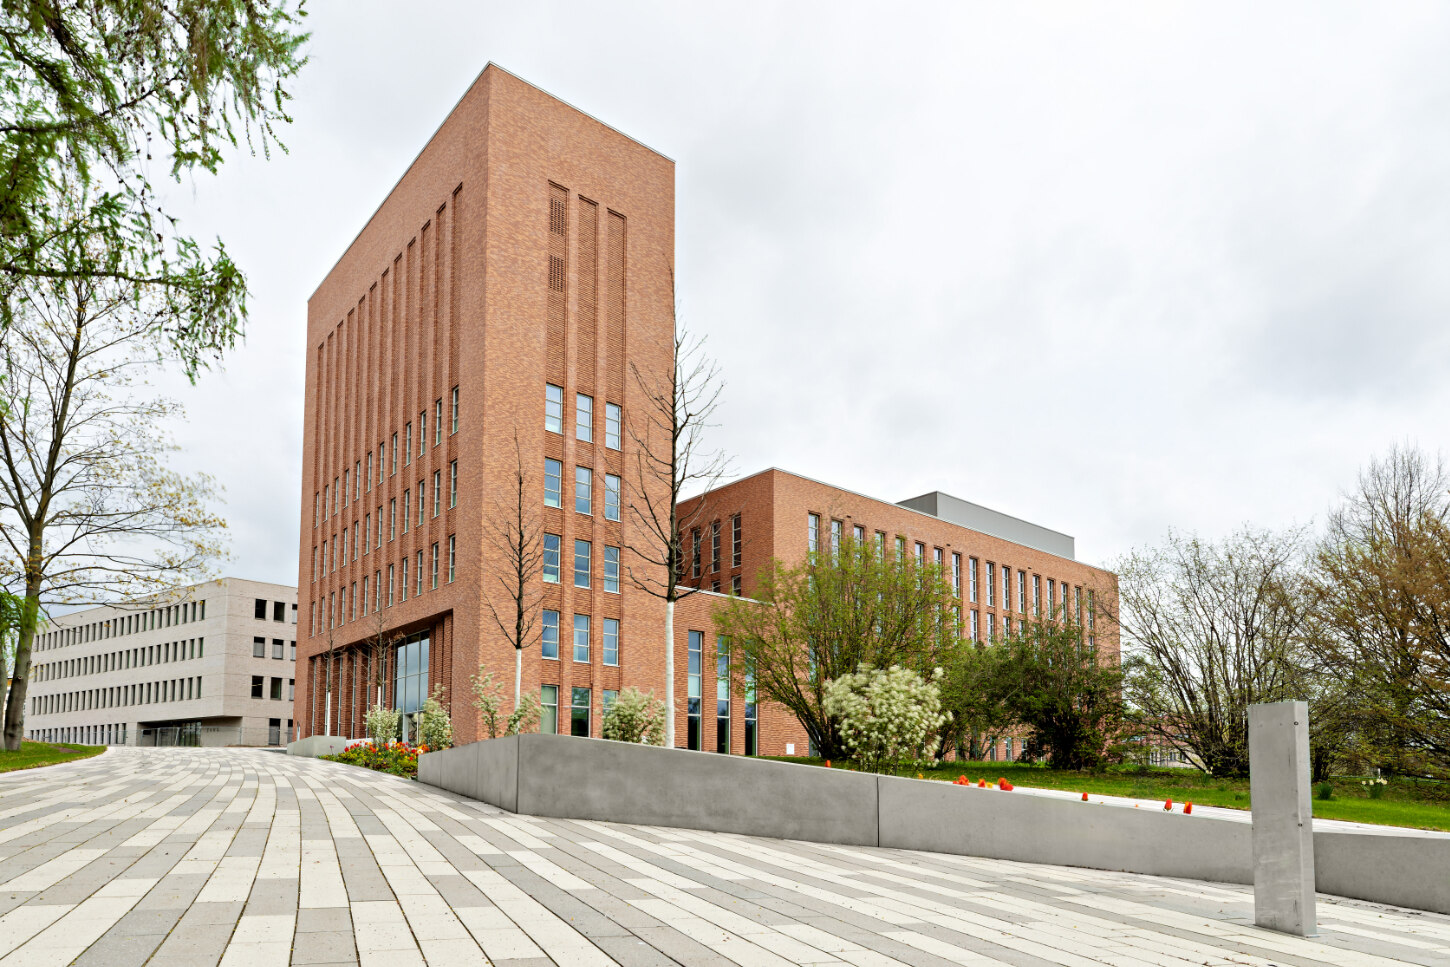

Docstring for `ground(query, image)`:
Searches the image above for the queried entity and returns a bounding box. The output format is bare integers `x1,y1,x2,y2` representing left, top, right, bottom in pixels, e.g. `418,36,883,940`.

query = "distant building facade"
26,578,298,747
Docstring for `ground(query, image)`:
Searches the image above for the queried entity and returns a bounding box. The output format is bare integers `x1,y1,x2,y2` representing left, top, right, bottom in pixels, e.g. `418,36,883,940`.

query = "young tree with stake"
483,436,545,710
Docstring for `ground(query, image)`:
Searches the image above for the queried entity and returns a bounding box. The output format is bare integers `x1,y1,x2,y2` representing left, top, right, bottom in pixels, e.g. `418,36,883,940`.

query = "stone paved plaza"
0,749,1447,966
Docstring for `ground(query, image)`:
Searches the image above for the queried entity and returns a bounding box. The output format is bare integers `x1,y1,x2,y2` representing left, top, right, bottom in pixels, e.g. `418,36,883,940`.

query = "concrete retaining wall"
286,735,353,758
418,735,1450,916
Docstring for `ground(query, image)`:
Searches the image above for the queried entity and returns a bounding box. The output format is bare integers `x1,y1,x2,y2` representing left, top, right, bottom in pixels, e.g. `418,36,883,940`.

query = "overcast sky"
157,1,1450,584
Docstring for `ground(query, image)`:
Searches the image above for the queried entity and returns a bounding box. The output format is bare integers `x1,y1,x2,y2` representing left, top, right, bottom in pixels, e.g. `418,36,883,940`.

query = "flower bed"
322,740,428,779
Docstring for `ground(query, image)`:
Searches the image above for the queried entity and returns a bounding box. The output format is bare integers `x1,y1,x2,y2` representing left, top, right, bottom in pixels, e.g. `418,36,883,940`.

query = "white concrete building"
25,578,298,747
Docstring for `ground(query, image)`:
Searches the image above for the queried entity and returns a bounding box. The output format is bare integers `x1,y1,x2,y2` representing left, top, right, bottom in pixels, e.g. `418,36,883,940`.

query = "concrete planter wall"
286,735,354,758
419,734,1450,915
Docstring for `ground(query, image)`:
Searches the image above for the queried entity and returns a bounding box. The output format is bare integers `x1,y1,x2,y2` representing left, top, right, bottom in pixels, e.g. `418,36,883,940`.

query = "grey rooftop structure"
898,490,1076,560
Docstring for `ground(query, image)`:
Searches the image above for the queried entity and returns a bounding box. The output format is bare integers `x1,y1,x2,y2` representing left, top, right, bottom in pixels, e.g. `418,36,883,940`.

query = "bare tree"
624,328,729,746
363,596,401,712
0,254,225,750
483,434,545,708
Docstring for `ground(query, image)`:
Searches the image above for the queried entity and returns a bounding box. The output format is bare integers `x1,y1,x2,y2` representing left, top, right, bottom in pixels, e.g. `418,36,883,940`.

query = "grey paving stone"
290,929,358,964
296,905,354,933
71,929,167,967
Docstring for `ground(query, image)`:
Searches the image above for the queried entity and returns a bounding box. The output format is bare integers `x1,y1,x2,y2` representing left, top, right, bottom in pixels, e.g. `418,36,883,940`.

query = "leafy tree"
1,0,308,376
1113,527,1315,777
0,247,225,750
601,687,666,745
822,664,948,775
714,536,956,760
1002,620,1124,770
936,638,1020,761
1314,447,1450,777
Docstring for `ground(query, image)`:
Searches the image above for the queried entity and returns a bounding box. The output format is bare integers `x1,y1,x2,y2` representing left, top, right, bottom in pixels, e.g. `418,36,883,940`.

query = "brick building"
297,65,1117,757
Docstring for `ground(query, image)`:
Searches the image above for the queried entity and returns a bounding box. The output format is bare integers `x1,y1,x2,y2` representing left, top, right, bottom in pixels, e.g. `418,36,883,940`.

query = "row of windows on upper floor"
963,610,1099,651
253,599,297,623
310,536,456,636
32,675,205,716
544,460,620,519
313,462,458,582
546,385,622,449
38,600,205,651
314,387,460,528
252,638,298,661
33,637,206,682
806,513,1097,629
689,516,743,577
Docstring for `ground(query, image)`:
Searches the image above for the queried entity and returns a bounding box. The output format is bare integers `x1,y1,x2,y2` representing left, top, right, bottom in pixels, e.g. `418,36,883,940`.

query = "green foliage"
325,740,420,779
1,0,309,376
715,536,958,760
1000,621,1125,771
602,687,666,745
471,664,540,739
821,664,948,775
505,694,542,736
937,639,1020,761
415,686,453,750
364,705,399,746
0,740,104,773
1315,781,1335,801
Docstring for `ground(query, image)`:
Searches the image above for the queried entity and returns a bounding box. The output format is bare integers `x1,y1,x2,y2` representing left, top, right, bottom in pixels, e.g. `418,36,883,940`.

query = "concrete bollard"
1249,700,1317,936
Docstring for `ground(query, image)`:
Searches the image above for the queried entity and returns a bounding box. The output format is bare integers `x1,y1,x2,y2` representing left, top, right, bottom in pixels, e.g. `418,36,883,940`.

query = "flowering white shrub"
505,694,541,735
415,686,454,750
602,687,666,745
365,704,400,745
822,664,949,775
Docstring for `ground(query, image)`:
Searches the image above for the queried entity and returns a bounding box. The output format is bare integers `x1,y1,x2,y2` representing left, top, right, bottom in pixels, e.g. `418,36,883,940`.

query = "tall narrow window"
604,474,621,522
969,558,979,603
378,443,385,484
830,520,842,559
545,384,564,433
605,403,622,450
544,459,562,508
574,539,591,588
603,546,620,594
418,410,426,456
387,564,395,606
432,471,441,517
571,687,591,737
449,461,457,508
1004,567,1012,612
400,557,408,601
447,536,455,583
896,535,906,559
1019,572,1027,614
744,658,758,756
434,399,442,446
543,534,561,583
401,491,409,534
431,543,439,590
732,515,742,568
807,514,820,554
970,610,980,641
417,482,425,526
691,529,701,579
712,520,722,572
716,635,731,754
390,433,397,475
542,610,559,659
576,393,593,443
366,453,372,492
416,550,424,596
687,630,703,751
575,466,592,515
1033,574,1041,616
952,553,962,596
541,685,558,733
362,516,370,556
915,542,926,565
389,500,396,541
1047,578,1056,618
404,423,412,466
573,614,590,662
986,562,995,606
451,387,459,435
603,618,619,666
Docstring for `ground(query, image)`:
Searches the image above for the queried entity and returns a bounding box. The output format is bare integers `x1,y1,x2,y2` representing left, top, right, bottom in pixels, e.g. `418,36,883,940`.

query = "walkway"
0,747,1446,966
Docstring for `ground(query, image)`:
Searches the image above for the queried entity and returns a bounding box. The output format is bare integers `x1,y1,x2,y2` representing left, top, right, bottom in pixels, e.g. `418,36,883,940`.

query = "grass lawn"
769,757,1450,833
0,740,105,774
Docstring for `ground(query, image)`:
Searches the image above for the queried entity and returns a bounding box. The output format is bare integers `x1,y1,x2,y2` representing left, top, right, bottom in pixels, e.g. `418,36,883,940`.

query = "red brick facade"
296,67,1117,761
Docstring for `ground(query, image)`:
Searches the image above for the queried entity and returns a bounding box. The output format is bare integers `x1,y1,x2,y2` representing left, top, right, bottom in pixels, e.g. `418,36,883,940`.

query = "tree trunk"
2,579,40,752
664,599,675,747
514,646,522,708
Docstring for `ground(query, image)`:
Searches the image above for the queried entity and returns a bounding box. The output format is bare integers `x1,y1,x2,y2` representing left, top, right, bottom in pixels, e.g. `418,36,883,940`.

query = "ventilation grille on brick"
546,184,568,378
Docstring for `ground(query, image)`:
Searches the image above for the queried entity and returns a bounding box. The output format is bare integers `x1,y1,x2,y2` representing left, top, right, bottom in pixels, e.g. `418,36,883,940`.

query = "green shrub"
415,686,454,750
1315,781,1334,800
365,704,399,745
602,688,666,745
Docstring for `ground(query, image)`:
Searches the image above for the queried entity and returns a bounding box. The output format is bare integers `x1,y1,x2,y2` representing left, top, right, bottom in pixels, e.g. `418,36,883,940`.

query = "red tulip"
1163,798,1173,811
1081,792,1088,801
1184,803,1193,815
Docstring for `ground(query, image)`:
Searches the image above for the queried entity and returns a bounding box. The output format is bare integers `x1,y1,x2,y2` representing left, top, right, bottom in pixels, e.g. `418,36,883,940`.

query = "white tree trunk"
665,599,676,747
514,647,522,708
324,690,332,736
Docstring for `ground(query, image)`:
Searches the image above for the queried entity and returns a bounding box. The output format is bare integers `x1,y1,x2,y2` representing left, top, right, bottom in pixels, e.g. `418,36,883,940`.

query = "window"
448,536,455,583
732,515,742,568
544,459,562,508
378,443,385,484
363,516,370,556
417,482,425,526
1047,579,1056,618
690,529,702,579
545,384,564,433
896,535,906,559
915,542,926,565
573,614,590,663
970,610,980,641
432,471,441,517
270,677,283,701
732,575,742,595
251,675,263,699
574,466,592,515
434,399,442,446
542,610,559,660
876,531,886,555
541,685,559,734
254,599,267,620
576,393,593,443
571,687,591,737
716,635,731,754
987,613,996,640
400,558,408,601
986,562,996,606
401,491,409,534
807,514,820,554
543,534,561,583
418,410,426,455
272,639,284,660
952,553,962,596
416,550,424,596
744,658,758,756
404,423,412,465
1076,586,1084,625
1019,572,1027,614
366,453,373,492
343,470,349,507
1088,590,1096,630
603,618,619,666
290,640,296,660
687,630,703,751
712,520,722,572
1004,567,1012,612
574,539,591,588
604,474,621,522
253,637,265,658
1032,575,1041,616
388,564,395,606
431,543,439,590
393,633,429,743
449,461,457,508
451,387,459,435
389,499,397,540
289,678,295,701
605,402,622,450
969,558,979,603
603,546,620,594
390,433,397,475
830,519,842,559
